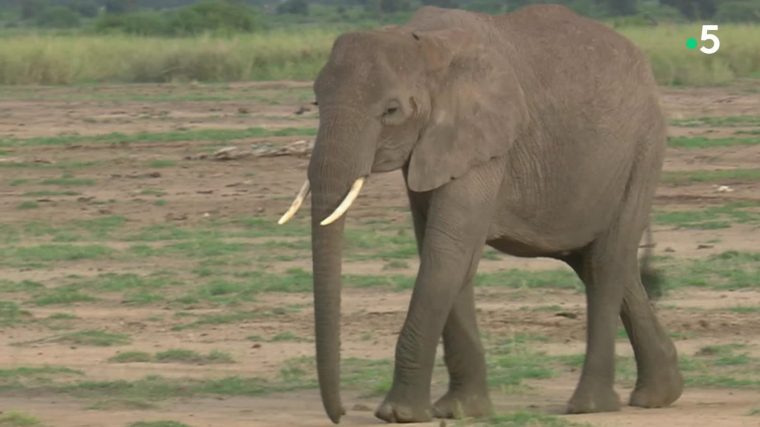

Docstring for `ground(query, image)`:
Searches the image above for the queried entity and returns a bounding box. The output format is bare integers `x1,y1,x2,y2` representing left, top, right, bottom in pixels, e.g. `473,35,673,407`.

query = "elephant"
278,4,683,424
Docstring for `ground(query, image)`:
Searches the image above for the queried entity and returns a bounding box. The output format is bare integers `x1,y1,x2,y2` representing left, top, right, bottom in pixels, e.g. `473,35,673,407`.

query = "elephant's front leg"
375,162,502,423
433,282,492,419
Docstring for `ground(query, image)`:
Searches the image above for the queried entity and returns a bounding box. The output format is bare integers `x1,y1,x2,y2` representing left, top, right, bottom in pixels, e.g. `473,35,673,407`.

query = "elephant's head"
278,25,528,423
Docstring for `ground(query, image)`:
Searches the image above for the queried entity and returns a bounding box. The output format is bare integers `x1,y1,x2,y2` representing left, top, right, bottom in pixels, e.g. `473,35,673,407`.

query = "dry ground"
0,80,759,427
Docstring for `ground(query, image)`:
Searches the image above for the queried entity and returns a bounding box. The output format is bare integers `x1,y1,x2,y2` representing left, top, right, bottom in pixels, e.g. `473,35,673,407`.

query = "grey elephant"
278,4,683,424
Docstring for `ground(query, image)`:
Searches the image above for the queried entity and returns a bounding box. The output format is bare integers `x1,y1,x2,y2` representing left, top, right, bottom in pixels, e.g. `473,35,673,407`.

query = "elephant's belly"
486,236,581,258
485,216,602,258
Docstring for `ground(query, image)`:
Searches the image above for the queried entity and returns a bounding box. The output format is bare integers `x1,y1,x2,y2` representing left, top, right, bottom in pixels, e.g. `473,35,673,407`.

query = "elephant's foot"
566,385,621,414
432,388,493,419
630,365,683,408
375,395,432,423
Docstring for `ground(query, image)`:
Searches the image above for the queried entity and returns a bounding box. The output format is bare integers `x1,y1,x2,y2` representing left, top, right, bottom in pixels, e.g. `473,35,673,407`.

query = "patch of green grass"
659,251,760,291
1,244,112,264
85,272,177,292
139,188,167,197
0,365,83,380
382,259,410,270
86,398,157,410
727,306,760,314
478,412,584,427
123,291,164,305
0,412,44,427
748,408,760,416
654,202,760,229
109,351,153,363
344,274,413,291
477,269,580,290
146,159,177,168
154,199,168,207
16,201,38,210
667,137,760,149
47,313,78,320
269,331,305,342
36,330,130,347
671,116,760,128
0,127,317,148
39,177,96,187
662,168,760,185
74,215,126,239
32,287,97,306
128,422,191,427
170,311,264,331
154,349,234,364
22,190,80,197
0,301,32,327
677,344,760,389
487,335,557,392
0,280,45,293
9,179,31,186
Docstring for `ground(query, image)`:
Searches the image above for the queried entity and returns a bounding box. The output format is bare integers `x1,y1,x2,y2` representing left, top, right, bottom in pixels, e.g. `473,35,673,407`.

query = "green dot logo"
686,37,698,50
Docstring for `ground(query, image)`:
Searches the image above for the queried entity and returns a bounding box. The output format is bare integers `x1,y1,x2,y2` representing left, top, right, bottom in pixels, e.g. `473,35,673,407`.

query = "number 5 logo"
700,25,720,55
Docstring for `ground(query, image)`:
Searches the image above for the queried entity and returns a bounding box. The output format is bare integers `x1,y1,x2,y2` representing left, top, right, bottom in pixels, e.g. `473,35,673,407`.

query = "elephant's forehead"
315,60,397,104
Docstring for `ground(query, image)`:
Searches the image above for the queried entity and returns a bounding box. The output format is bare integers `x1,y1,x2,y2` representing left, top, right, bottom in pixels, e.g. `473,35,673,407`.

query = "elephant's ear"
407,29,529,192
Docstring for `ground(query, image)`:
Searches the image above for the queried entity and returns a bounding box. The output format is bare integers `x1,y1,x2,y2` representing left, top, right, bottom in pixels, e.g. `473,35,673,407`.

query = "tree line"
0,0,757,32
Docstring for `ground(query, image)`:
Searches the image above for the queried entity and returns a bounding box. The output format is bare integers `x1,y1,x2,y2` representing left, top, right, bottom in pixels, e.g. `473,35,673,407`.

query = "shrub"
94,11,169,35
94,0,261,36
168,0,261,35
35,6,82,29
715,1,760,23
277,0,309,15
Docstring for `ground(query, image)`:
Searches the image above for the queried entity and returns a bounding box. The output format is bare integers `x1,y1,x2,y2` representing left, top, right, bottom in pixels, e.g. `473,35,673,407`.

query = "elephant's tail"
640,225,663,299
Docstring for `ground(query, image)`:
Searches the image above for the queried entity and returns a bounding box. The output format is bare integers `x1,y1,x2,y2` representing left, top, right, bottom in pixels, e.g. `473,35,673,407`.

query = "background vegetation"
0,0,758,85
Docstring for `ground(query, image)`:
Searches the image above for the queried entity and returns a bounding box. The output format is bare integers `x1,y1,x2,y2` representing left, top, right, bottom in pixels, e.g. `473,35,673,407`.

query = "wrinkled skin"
305,5,683,424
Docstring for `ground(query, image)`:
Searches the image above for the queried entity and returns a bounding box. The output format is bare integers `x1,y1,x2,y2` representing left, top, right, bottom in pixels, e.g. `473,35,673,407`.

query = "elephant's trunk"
308,115,373,424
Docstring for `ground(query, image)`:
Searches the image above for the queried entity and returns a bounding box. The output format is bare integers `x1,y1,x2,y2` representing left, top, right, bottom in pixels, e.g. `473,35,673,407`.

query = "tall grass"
0,24,758,85
619,25,760,85
0,29,336,84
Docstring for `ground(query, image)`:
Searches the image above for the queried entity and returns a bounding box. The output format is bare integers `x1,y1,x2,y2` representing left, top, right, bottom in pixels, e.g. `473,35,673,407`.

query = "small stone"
352,403,372,411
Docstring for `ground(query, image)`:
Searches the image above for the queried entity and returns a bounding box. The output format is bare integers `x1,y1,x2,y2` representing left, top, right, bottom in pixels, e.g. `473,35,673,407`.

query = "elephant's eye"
381,100,403,125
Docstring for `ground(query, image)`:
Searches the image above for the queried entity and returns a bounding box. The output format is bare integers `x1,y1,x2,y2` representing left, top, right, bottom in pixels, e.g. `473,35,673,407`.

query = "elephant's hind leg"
432,282,493,419
622,277,683,408
565,238,626,414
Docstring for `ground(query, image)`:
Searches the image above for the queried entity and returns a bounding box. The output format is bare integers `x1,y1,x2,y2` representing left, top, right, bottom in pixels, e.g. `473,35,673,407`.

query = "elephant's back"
501,5,656,95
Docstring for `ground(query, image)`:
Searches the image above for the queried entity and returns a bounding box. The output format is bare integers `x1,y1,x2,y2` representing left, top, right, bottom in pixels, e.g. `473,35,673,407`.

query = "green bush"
94,0,261,36
277,0,310,15
168,0,261,35
36,6,82,29
94,11,169,35
716,1,760,23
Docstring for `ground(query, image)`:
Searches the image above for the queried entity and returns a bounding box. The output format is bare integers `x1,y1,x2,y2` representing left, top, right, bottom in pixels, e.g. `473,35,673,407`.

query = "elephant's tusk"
277,180,310,225
320,177,365,226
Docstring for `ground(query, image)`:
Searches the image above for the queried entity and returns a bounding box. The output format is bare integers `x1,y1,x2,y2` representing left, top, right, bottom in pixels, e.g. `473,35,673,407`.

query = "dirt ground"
0,80,759,427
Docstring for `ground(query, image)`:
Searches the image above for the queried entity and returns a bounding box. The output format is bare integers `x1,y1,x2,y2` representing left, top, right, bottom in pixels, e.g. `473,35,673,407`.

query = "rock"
697,244,714,250
555,311,578,319
294,105,311,115
716,185,734,193
252,140,314,158
213,146,250,161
